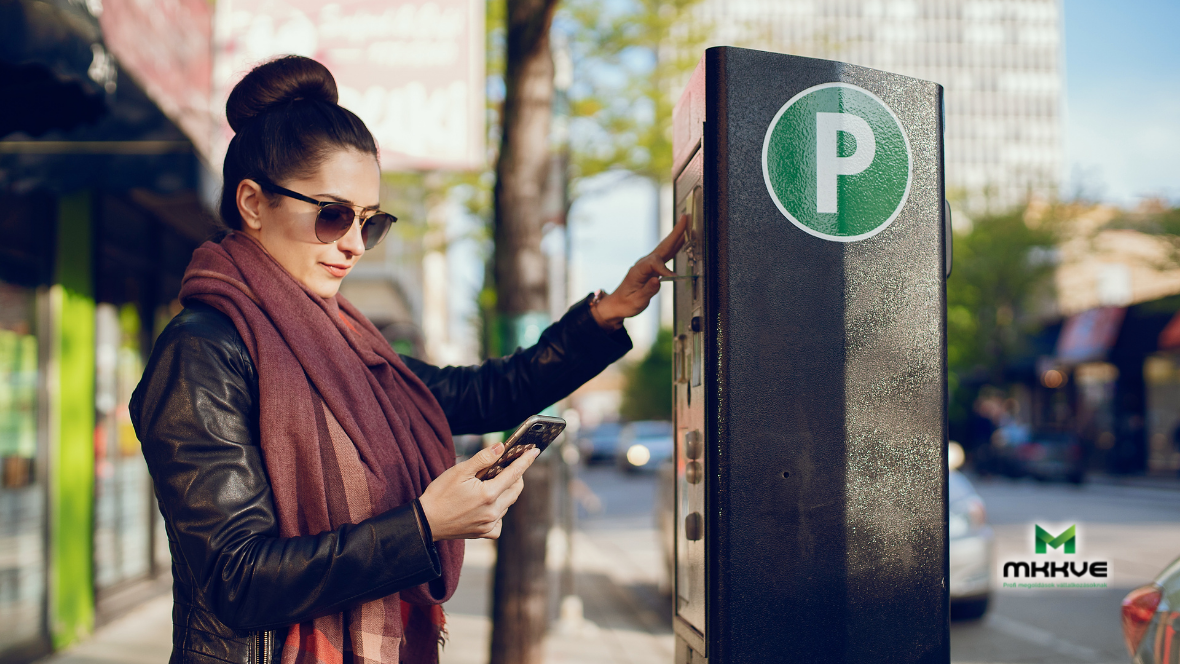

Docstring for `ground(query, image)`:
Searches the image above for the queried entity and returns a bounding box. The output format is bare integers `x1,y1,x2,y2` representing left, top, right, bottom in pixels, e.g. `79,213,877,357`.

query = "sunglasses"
256,180,397,250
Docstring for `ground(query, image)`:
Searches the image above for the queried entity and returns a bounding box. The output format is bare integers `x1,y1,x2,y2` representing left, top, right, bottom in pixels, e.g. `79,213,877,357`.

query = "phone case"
476,416,565,480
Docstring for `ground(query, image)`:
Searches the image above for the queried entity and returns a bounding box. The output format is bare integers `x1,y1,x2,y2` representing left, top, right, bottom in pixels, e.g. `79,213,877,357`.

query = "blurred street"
553,467,1180,664
557,466,1180,664
38,465,678,664
547,467,1180,664
952,476,1180,664
441,465,674,664
33,464,1180,664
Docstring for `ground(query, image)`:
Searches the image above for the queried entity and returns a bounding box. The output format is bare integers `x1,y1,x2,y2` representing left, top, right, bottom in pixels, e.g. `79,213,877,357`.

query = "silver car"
949,469,993,619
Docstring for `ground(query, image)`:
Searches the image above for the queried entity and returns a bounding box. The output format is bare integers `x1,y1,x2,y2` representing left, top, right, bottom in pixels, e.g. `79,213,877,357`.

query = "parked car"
949,468,994,620
1014,431,1086,484
616,420,673,472
577,422,623,465
977,428,1086,484
1122,554,1180,663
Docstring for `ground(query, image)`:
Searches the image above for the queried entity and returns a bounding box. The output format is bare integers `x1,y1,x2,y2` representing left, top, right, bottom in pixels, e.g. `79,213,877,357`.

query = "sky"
1063,0,1180,205
445,172,663,361
566,175,661,355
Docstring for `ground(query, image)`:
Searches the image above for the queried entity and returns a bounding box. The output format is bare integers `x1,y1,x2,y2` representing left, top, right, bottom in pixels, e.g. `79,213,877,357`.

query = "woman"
130,55,684,664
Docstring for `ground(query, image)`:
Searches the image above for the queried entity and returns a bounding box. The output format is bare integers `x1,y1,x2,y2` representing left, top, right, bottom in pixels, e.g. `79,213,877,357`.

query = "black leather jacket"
130,296,631,664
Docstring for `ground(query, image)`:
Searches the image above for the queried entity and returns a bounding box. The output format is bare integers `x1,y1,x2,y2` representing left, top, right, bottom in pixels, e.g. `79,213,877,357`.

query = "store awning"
0,60,106,139
1056,307,1126,364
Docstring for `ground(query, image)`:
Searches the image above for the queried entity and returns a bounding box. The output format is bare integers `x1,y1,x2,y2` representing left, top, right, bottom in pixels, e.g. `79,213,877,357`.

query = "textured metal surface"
672,46,947,663
838,62,947,662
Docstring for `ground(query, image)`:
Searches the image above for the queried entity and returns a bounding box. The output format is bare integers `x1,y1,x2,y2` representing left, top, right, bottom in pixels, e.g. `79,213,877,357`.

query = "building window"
0,282,46,653
93,303,154,594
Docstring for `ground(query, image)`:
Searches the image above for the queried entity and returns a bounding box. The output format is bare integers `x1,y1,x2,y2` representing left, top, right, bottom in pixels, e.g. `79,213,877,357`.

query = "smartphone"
475,415,566,481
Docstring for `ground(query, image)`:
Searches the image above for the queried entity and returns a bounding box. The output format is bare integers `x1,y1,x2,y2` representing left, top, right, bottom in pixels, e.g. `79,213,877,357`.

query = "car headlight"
626,444,651,467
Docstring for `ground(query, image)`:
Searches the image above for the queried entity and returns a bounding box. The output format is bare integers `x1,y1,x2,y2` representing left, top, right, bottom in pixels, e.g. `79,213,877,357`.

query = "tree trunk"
489,460,554,664
493,0,559,316
488,1,560,664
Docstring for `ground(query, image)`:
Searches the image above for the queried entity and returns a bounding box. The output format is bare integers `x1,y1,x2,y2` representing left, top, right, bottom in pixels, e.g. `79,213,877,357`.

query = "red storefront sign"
1056,306,1126,364
100,0,485,173
211,0,486,172
99,0,215,159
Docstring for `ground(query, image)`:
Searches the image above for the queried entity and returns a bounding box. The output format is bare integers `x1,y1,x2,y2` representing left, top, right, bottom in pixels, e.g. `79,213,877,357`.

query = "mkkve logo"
1001,523,1109,589
761,82,912,243
1035,524,1075,554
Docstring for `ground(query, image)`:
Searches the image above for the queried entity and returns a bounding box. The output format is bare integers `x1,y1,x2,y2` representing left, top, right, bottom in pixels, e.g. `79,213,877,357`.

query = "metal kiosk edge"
669,46,950,664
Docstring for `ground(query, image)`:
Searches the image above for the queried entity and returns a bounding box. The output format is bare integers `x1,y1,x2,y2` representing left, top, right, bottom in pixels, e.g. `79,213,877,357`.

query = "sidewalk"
38,591,174,664
442,521,674,664
38,524,672,664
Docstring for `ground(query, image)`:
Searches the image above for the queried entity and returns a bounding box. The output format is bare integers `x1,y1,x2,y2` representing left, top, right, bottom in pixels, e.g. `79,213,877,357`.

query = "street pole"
549,31,587,634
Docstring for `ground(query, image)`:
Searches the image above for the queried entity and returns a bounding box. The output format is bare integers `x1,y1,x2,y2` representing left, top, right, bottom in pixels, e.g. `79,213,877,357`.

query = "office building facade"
697,0,1064,212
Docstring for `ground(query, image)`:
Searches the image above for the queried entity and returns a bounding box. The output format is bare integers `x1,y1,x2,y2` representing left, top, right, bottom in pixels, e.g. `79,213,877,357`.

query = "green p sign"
761,82,912,242
1035,525,1076,554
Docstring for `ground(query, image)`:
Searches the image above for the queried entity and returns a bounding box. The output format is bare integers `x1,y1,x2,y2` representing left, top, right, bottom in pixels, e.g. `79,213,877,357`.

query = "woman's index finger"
653,213,691,262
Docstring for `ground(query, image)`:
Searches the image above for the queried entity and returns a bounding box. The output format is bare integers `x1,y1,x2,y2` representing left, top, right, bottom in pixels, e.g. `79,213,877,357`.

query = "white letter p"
816,112,876,214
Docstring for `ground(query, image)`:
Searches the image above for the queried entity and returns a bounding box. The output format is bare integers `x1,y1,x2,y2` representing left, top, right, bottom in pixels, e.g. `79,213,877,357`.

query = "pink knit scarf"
179,232,463,664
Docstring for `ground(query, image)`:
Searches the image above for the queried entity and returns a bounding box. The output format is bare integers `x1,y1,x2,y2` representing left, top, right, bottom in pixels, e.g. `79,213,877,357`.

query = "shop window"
0,282,46,653
93,303,153,593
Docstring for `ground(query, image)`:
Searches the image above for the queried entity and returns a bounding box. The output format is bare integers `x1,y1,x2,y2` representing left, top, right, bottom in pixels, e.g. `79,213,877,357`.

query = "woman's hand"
591,213,690,331
418,443,540,541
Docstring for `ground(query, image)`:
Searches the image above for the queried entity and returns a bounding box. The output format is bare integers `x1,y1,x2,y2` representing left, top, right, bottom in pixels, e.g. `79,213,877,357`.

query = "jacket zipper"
254,630,273,664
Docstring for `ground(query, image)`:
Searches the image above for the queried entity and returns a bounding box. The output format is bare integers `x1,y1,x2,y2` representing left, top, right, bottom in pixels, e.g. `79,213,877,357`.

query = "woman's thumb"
470,442,505,473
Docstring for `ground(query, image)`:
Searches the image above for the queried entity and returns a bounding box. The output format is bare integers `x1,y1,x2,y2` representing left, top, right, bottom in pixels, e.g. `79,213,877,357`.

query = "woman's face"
237,148,381,299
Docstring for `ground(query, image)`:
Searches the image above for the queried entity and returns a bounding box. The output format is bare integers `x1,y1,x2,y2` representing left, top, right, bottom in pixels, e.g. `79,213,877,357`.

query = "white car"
949,468,993,619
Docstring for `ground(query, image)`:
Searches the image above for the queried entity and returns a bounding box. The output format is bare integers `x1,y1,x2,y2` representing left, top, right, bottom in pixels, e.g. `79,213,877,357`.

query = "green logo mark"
761,82,912,242
1035,525,1076,554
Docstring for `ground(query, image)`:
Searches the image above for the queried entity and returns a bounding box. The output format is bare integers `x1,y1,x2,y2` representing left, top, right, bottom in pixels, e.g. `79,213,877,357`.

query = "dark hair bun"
225,56,339,133
218,55,376,231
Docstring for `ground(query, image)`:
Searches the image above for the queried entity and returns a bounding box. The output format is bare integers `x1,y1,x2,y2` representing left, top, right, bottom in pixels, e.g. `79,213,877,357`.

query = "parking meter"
670,47,949,663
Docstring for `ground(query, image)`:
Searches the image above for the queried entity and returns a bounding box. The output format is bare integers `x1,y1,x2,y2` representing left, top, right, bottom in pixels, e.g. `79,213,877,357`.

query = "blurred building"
1,0,485,661
1053,204,1180,317
696,0,1064,212
1,0,217,659
961,203,1180,478
1042,204,1180,476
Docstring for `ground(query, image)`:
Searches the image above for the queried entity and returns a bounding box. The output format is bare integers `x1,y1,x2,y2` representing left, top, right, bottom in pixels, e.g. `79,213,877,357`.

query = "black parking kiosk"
670,47,950,663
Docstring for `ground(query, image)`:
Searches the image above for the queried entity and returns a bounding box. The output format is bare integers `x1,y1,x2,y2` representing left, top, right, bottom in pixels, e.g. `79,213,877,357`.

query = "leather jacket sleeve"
401,295,633,435
130,306,441,633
